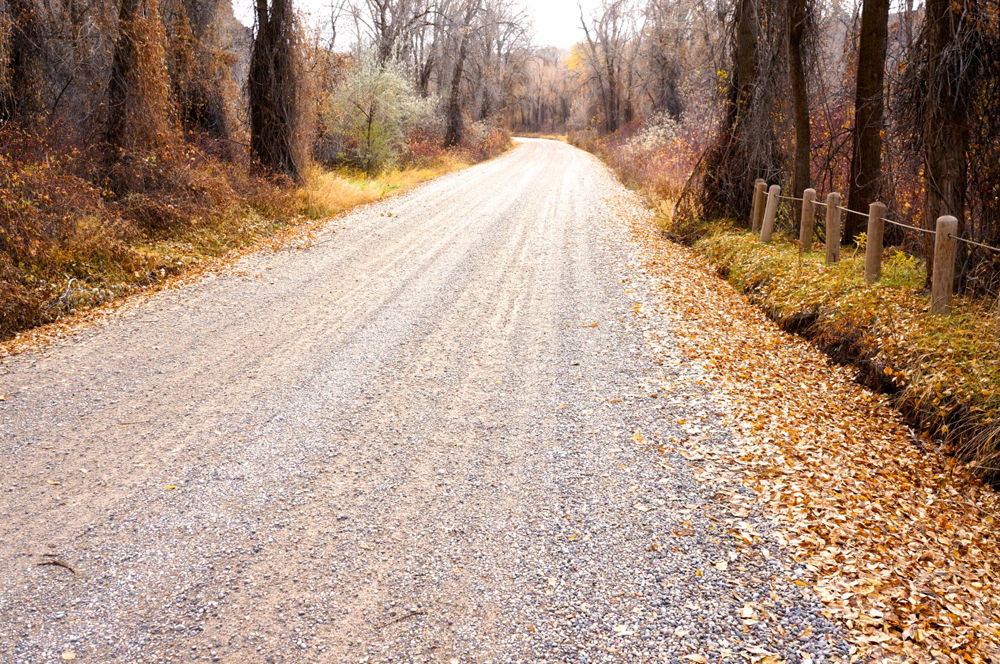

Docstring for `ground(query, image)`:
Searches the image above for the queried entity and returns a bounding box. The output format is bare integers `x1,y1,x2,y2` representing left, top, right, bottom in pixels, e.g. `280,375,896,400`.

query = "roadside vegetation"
577,123,1000,480
0,0,522,342
699,226,1000,477
525,0,1000,478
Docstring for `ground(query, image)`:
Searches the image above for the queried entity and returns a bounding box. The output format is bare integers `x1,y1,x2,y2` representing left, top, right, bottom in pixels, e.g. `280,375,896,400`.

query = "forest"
3,0,999,323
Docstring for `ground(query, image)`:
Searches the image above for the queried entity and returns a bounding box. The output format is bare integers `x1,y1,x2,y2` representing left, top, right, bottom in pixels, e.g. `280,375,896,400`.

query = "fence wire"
885,218,937,236
762,184,1000,256
952,234,1000,254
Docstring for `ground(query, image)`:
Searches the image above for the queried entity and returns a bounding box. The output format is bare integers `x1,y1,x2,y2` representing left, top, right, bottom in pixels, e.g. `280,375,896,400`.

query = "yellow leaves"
164,485,177,490
610,187,1000,664
681,655,707,663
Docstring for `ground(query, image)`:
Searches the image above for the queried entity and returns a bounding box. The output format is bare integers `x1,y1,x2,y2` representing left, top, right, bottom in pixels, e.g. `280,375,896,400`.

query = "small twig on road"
37,560,77,575
376,610,426,629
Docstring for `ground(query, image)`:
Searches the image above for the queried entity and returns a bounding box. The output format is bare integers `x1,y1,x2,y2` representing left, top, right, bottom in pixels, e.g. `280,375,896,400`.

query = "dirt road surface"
0,140,848,662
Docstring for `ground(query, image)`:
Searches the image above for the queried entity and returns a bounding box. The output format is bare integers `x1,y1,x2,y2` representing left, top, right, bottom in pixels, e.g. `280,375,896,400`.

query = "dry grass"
513,132,569,142
297,155,470,220
0,133,484,344
697,226,1000,476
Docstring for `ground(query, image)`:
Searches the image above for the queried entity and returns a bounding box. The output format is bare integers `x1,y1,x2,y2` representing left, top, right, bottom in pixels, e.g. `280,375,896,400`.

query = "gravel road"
0,139,850,663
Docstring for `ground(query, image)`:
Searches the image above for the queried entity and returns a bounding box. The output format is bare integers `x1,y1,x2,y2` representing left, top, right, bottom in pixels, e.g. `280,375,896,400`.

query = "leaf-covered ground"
695,227,1000,474
610,188,1000,663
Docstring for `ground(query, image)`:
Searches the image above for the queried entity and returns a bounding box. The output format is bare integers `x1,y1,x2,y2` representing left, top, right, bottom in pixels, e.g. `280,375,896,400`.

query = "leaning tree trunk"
444,0,479,148
249,0,302,180
698,0,771,222
788,0,811,221
922,0,969,286
845,0,889,244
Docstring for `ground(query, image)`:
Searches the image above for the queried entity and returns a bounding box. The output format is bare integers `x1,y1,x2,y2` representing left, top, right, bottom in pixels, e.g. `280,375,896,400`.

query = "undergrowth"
697,225,1000,477
572,123,1000,477
0,126,503,342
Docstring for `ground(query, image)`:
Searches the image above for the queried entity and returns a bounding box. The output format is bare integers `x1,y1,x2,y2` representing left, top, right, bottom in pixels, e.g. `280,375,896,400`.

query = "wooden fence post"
761,184,780,242
751,179,767,233
864,201,887,283
825,192,842,263
799,188,816,253
931,215,959,315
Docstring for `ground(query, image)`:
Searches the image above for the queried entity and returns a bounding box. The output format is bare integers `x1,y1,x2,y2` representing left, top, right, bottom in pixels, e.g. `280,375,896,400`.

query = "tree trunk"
731,0,759,125
845,0,889,244
922,0,969,285
788,0,811,218
1,0,45,124
604,51,619,133
443,33,469,147
444,0,479,148
105,0,172,176
249,0,303,180
106,0,142,152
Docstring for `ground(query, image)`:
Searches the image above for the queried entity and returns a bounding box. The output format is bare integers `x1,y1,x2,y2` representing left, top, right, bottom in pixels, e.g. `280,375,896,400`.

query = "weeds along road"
0,139,848,662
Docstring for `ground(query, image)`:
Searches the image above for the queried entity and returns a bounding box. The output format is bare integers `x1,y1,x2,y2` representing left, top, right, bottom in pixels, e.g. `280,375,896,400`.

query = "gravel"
0,139,849,662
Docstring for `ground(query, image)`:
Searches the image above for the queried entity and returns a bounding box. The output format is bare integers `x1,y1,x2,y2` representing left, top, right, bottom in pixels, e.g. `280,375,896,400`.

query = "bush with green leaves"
328,56,435,175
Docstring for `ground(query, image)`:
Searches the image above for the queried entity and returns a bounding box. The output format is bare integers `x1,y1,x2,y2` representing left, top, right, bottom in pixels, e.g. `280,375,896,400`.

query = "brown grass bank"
0,129,509,345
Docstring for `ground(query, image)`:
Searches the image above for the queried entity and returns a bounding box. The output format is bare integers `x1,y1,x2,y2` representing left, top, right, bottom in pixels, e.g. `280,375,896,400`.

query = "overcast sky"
234,0,601,49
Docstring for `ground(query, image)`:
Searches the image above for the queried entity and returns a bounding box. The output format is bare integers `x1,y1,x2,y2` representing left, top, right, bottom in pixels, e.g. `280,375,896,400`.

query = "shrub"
328,56,436,175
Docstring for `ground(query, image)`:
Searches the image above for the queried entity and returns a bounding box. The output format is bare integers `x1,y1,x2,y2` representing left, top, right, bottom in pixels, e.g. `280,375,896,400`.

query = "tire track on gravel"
0,139,850,663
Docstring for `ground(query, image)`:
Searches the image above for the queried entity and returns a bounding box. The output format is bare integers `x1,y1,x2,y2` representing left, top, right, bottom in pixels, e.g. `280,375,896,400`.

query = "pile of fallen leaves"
610,188,1000,662
696,227,1000,475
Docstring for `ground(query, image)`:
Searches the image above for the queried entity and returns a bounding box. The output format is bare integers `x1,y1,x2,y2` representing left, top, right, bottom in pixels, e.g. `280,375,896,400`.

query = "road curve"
0,140,847,662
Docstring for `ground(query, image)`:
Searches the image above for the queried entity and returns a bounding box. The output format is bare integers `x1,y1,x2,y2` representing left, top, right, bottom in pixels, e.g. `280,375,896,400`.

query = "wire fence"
885,218,938,236
776,193,1000,251
952,235,1000,254
753,181,1000,314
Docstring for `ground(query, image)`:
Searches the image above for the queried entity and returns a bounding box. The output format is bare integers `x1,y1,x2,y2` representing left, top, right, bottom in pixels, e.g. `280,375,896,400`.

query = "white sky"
234,0,601,49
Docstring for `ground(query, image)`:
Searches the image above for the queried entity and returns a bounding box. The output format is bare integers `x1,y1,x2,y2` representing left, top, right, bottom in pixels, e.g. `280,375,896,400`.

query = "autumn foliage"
0,0,517,342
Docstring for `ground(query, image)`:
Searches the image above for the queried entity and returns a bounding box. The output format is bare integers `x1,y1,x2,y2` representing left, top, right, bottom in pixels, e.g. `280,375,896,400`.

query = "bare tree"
787,0,811,216
579,0,635,134
844,0,889,243
443,0,481,146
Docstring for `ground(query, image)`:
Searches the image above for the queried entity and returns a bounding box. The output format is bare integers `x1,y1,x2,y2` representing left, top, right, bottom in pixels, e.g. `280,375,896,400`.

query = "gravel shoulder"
0,139,848,663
